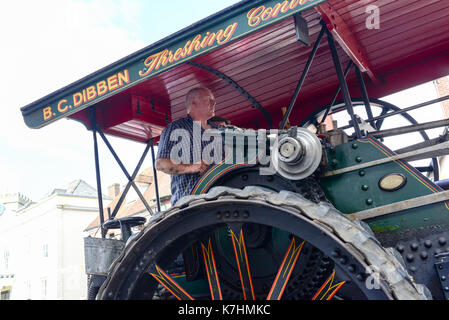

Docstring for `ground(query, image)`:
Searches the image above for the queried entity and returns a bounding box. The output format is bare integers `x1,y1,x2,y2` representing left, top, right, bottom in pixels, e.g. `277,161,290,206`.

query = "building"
0,180,109,300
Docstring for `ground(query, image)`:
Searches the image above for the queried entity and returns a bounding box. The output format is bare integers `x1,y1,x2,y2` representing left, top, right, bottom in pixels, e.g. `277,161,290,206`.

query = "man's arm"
156,158,209,175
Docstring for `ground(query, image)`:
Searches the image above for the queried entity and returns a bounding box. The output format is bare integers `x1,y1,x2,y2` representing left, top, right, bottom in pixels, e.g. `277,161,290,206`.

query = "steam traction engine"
20,0,449,300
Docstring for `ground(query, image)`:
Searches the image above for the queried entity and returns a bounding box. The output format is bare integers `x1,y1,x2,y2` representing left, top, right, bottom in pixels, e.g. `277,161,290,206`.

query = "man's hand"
156,158,210,175
195,160,209,174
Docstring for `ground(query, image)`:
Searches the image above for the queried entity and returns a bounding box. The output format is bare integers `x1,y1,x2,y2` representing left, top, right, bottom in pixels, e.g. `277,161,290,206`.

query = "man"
156,86,220,205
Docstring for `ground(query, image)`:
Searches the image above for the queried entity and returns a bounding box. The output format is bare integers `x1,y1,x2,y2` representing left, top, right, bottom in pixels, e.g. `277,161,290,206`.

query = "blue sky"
0,0,446,201
0,0,241,200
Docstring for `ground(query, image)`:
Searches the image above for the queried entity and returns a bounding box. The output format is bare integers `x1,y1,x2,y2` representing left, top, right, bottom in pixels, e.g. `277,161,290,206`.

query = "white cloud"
0,0,147,199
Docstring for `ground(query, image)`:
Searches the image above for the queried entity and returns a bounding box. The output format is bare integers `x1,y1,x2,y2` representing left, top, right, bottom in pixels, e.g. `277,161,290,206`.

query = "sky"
0,0,242,201
0,0,447,202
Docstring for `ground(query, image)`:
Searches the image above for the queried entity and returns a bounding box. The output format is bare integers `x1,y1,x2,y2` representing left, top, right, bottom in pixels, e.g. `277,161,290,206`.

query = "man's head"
186,87,215,121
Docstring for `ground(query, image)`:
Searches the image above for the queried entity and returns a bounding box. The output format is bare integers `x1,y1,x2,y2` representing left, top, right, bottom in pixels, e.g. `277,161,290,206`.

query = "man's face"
192,89,215,119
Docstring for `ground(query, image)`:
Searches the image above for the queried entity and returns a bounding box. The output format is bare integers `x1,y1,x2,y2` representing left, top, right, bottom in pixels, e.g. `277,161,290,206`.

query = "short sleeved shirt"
156,115,219,205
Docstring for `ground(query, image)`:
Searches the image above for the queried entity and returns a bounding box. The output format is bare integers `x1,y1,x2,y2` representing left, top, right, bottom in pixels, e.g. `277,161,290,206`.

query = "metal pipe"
280,24,326,130
369,118,449,138
324,22,362,138
346,189,449,221
90,108,106,238
151,142,161,212
340,95,449,130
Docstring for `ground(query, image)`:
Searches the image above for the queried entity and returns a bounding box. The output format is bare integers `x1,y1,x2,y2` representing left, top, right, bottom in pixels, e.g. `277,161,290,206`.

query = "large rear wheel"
97,186,429,300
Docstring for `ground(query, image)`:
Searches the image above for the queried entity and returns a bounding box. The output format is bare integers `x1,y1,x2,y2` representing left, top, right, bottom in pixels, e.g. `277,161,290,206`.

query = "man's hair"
208,115,230,125
185,86,210,112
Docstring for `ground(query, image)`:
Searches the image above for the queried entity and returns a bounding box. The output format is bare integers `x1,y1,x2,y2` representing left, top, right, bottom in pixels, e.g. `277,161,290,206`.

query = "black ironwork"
106,138,154,220
340,95,449,130
280,23,326,130
354,65,375,129
90,108,106,239
151,142,161,212
324,21,362,138
435,253,449,300
95,127,154,216
318,60,353,126
187,61,273,129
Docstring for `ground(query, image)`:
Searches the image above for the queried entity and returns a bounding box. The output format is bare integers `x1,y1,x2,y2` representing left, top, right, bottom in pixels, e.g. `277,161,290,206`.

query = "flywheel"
97,186,430,300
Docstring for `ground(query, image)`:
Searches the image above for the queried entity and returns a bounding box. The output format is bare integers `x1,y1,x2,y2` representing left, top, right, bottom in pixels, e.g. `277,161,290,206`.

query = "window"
41,278,47,298
43,244,48,258
3,250,9,270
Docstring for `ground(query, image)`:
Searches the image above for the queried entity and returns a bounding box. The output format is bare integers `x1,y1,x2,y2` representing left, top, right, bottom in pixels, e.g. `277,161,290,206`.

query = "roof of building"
46,179,99,198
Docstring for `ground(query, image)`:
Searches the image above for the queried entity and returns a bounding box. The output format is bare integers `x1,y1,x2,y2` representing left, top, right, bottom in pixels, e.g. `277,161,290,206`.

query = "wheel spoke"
201,238,223,300
230,225,255,300
311,270,345,300
266,237,305,300
149,264,194,300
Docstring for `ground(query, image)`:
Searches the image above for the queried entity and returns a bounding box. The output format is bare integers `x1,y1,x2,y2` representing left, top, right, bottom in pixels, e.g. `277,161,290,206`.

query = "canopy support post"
324,21,362,139
151,143,161,212
90,107,106,239
280,23,326,130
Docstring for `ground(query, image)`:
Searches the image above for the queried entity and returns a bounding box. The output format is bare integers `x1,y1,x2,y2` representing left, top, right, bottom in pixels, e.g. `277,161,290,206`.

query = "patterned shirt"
156,115,219,205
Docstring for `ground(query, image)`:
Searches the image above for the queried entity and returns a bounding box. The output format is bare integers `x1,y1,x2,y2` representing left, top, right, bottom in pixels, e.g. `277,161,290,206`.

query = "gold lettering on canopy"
139,22,238,78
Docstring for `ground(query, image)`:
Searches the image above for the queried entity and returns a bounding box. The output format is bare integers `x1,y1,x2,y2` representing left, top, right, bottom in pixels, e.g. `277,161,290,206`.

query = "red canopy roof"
21,0,449,143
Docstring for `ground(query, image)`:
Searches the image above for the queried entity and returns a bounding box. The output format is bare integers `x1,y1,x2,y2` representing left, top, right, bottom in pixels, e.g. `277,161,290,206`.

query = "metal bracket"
435,253,449,299
187,61,273,129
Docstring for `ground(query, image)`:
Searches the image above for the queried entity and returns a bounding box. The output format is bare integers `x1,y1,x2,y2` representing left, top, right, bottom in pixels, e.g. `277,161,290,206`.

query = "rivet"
356,273,364,281
409,266,417,273
233,211,239,218
339,256,348,265
441,276,446,281
361,185,369,191
396,245,405,253
366,198,373,205
243,211,249,218
438,237,447,246
216,212,222,219
424,240,432,248
445,287,449,292
420,251,428,259
359,170,365,177
352,143,358,149
347,265,356,273
355,156,363,163
331,250,340,258
406,254,414,262
410,243,419,251
331,159,338,166
225,211,231,218
242,174,248,181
